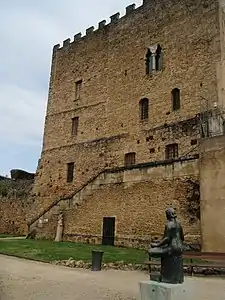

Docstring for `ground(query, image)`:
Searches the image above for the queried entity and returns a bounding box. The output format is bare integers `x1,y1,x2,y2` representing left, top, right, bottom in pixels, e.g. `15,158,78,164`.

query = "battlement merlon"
52,2,137,52
53,44,60,53
74,33,82,41
98,20,106,29
51,0,216,53
86,26,94,35
110,12,120,23
126,4,136,14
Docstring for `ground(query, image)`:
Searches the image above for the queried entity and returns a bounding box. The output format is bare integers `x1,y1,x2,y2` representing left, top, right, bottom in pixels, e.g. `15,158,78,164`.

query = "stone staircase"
27,169,108,234
28,154,199,240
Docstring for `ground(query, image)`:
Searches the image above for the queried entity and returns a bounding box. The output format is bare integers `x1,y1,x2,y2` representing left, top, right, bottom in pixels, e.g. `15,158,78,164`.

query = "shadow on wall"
185,179,200,224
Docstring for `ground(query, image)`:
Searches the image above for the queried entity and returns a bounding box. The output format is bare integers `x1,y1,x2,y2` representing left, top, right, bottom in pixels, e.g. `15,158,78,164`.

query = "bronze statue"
148,208,184,284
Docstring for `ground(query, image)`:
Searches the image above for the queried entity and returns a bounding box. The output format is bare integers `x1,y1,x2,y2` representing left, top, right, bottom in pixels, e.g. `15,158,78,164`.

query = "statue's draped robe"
149,219,184,258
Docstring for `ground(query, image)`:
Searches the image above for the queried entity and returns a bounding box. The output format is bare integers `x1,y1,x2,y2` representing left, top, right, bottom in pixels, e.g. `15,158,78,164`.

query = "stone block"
74,33,82,41
126,4,136,15
110,12,120,23
98,20,106,29
86,26,94,35
139,281,186,300
63,38,71,47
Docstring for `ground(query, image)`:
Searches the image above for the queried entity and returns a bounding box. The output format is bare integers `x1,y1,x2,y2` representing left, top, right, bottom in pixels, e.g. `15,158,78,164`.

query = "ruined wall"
0,178,34,235
32,0,220,220
200,135,225,252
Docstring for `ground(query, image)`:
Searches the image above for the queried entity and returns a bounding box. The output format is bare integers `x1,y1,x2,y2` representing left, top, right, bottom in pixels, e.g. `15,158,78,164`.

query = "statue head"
166,208,177,220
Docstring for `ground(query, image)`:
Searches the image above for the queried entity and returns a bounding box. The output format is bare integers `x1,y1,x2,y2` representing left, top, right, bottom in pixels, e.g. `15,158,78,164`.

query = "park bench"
144,251,225,277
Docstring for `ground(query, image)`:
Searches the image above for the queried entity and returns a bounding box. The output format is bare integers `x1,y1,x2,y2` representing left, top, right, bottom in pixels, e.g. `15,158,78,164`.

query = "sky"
0,0,142,177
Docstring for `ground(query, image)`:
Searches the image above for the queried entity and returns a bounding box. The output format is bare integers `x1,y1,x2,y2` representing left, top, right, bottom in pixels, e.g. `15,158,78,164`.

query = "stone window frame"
67,162,75,183
124,152,136,166
71,117,79,137
145,44,163,74
75,79,82,100
171,88,181,111
139,98,149,121
165,143,178,160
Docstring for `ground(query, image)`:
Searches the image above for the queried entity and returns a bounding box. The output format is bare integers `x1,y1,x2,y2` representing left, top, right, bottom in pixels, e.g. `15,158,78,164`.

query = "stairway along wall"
37,157,200,248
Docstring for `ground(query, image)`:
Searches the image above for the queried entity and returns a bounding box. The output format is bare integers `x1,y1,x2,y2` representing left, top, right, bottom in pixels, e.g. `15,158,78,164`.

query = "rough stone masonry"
3,0,225,248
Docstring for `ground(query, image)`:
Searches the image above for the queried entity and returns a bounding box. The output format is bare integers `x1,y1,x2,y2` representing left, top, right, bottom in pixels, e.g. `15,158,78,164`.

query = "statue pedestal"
161,255,184,284
139,281,186,300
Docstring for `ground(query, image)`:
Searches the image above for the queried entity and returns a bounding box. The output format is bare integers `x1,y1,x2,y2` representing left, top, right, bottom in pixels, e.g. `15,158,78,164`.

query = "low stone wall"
62,233,200,250
52,258,225,277
63,233,150,249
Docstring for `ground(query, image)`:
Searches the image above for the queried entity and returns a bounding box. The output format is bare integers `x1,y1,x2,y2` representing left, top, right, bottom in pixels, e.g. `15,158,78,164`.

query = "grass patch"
0,239,147,263
0,239,206,265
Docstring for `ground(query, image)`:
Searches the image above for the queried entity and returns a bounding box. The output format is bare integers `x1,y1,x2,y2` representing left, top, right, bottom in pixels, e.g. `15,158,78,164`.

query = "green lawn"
0,239,205,265
0,239,147,263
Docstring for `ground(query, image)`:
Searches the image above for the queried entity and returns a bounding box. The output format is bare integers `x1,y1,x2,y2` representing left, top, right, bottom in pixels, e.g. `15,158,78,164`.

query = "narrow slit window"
75,80,82,100
165,144,178,160
67,162,74,183
124,152,136,166
139,98,149,121
72,117,79,136
172,88,180,111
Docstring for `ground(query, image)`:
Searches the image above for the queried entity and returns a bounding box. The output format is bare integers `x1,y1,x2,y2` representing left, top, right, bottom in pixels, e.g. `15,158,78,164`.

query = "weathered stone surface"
35,158,201,246
0,178,34,235
200,135,225,252
139,281,187,300
27,0,225,248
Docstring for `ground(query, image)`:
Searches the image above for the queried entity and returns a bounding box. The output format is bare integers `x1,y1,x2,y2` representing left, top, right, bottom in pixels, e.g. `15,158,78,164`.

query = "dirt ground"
0,254,225,300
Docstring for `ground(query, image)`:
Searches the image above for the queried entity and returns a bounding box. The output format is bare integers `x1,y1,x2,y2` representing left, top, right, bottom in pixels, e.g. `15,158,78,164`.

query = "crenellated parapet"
52,3,138,52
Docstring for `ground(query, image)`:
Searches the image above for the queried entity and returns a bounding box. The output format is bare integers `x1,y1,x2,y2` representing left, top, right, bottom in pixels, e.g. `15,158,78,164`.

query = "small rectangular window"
67,162,74,183
124,152,136,166
72,117,79,136
75,80,82,100
165,144,178,160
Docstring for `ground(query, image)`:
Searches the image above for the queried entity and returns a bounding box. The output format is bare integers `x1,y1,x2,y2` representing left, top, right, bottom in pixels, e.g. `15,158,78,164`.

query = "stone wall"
37,157,200,248
0,178,34,235
217,0,225,108
31,0,220,216
200,135,225,252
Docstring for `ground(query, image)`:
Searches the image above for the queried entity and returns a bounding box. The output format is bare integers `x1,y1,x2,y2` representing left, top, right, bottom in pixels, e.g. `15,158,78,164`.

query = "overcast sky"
0,0,142,176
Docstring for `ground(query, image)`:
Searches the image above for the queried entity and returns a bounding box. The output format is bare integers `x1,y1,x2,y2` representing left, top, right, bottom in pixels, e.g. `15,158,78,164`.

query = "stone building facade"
28,0,225,248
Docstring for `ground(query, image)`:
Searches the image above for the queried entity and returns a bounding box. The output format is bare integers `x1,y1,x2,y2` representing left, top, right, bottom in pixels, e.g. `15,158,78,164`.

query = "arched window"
139,98,149,120
155,44,163,71
145,49,153,74
171,88,180,111
145,45,163,74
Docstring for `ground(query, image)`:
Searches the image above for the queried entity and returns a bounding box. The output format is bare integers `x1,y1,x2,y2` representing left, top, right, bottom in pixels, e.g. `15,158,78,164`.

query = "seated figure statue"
148,208,184,284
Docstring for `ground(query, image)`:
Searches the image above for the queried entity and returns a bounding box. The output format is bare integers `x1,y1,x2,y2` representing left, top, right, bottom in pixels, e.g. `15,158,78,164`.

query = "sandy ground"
0,254,225,300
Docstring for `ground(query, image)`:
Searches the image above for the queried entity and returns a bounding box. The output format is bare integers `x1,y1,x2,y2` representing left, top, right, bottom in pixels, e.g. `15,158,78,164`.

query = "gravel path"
0,254,225,299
